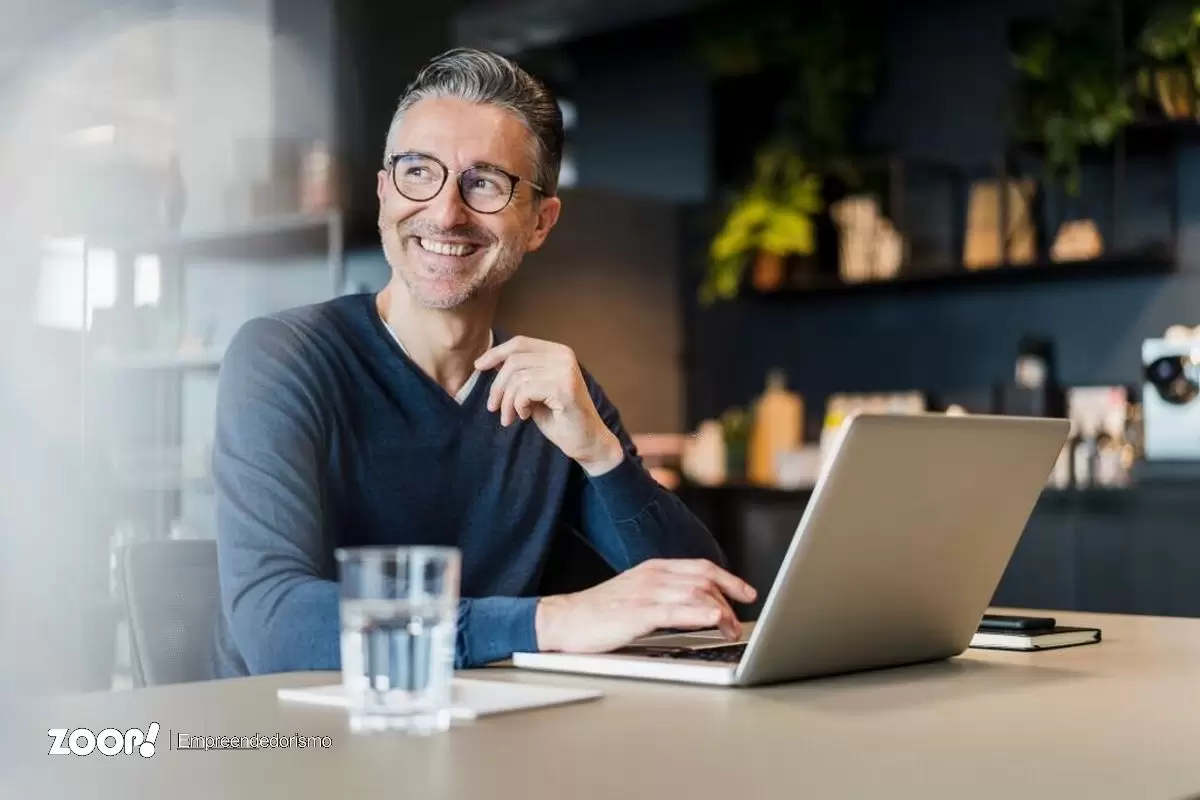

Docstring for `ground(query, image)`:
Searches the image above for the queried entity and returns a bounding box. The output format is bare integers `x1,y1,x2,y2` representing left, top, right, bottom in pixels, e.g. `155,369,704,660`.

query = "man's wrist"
534,595,568,652
576,429,625,476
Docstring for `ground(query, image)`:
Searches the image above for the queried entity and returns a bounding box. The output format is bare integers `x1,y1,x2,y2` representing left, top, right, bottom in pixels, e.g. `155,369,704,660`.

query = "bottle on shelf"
1095,407,1133,488
1072,416,1097,489
747,369,804,486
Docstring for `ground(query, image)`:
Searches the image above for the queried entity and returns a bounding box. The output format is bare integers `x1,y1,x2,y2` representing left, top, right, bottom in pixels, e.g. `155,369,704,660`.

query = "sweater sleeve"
574,375,728,572
213,317,340,674
214,318,538,673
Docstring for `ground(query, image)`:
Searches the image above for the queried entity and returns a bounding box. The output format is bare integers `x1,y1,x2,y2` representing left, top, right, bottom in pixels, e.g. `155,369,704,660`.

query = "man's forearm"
582,455,727,569
455,596,540,666
229,579,541,672
228,579,341,674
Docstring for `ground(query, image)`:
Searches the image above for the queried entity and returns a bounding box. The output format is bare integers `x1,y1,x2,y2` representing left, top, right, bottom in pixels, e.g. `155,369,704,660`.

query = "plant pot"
1154,67,1195,120
751,250,786,292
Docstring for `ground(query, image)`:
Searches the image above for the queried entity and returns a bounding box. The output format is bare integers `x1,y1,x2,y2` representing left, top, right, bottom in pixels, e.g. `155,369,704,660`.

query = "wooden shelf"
84,210,342,261
92,351,222,372
748,251,1176,301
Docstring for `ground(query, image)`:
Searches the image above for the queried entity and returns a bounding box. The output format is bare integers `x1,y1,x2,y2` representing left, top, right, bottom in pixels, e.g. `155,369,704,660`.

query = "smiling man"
211,48,755,678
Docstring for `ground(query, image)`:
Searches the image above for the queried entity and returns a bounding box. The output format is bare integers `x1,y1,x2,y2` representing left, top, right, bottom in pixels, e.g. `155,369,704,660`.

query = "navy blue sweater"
211,293,724,677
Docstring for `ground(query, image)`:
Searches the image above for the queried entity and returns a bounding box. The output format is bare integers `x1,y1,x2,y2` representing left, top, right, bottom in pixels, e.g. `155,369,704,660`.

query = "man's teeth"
418,238,478,257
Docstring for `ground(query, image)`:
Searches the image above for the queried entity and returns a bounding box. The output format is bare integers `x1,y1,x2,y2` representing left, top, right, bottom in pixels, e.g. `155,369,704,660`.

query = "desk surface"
10,610,1200,800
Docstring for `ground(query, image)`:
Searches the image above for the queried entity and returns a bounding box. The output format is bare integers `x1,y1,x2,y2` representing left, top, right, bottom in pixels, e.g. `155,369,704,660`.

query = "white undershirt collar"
379,315,492,405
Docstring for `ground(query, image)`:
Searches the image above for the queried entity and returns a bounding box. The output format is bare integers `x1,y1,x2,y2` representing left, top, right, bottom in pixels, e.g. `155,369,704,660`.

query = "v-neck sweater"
210,292,725,676
378,313,491,405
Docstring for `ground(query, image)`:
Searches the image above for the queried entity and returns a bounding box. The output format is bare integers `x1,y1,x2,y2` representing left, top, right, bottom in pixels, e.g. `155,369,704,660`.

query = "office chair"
116,538,219,687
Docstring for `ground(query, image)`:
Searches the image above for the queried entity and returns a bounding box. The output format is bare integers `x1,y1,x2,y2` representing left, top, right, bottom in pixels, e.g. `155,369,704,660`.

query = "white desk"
10,610,1200,800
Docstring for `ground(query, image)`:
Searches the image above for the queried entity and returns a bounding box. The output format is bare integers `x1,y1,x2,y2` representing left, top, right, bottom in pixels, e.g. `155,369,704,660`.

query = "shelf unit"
739,131,1185,301
78,210,344,691
750,251,1176,300
80,209,344,537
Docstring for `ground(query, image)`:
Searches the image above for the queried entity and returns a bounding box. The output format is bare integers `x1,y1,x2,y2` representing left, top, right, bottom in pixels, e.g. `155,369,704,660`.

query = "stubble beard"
382,223,528,310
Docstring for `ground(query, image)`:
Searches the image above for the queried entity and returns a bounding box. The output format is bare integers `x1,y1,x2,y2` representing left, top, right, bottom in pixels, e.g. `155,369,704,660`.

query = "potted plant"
1137,3,1200,119
701,143,823,303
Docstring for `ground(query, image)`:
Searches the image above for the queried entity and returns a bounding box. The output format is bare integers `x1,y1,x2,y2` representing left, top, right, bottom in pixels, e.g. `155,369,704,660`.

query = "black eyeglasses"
385,152,545,214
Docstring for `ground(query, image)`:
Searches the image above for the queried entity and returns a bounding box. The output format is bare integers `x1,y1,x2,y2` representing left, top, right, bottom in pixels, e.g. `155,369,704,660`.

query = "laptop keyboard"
618,643,746,663
674,644,746,663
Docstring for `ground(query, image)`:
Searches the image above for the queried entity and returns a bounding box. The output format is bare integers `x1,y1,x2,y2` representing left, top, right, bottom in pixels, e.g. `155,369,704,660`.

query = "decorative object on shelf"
963,179,1038,269
819,391,926,463
224,136,308,224
720,407,752,482
746,369,804,486
774,445,822,490
1009,4,1134,195
1136,3,1200,120
1051,218,1105,261
301,139,340,213
681,420,727,487
831,194,905,283
630,433,685,490
703,144,823,301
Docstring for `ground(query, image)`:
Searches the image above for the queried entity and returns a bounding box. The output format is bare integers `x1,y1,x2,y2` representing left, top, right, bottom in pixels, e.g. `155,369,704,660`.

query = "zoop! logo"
48,723,160,757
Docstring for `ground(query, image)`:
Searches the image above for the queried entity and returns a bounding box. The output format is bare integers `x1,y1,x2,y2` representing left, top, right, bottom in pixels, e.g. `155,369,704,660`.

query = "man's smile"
416,237,481,257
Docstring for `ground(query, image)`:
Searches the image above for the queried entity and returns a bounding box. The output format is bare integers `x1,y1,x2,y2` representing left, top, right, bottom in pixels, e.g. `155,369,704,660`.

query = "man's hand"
475,336,623,475
534,559,758,654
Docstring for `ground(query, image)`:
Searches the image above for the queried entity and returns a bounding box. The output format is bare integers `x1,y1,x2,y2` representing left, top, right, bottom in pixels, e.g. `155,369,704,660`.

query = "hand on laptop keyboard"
534,558,757,655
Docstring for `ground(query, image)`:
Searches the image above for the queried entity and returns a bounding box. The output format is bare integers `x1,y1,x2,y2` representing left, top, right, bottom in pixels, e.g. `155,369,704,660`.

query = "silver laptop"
512,412,1069,686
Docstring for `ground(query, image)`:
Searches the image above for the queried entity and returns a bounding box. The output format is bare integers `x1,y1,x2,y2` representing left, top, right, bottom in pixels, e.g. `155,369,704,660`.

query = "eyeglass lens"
392,154,515,213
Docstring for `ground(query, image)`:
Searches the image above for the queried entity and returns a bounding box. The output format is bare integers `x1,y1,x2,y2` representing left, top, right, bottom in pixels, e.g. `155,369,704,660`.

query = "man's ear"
376,170,388,203
526,195,562,252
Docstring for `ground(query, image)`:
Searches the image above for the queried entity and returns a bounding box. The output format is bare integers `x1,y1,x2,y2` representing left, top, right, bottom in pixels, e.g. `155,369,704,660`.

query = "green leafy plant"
1010,9,1135,195
701,144,823,303
696,3,876,176
694,1,880,301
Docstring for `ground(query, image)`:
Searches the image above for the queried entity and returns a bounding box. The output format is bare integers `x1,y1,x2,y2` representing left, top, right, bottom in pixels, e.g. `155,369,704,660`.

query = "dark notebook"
970,625,1101,651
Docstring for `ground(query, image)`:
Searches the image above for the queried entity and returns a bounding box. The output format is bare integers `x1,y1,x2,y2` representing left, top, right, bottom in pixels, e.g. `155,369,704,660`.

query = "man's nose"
424,179,473,230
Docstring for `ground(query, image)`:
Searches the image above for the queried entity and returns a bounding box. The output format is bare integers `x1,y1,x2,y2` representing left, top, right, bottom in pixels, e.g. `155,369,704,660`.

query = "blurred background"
3,0,1200,698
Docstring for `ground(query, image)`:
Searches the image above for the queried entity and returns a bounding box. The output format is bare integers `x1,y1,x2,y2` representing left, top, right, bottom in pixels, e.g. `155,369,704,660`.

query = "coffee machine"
1142,336,1200,461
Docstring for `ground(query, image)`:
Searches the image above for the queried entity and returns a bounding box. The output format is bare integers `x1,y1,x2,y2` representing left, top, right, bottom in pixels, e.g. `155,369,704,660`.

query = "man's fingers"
486,353,540,412
653,580,741,640
512,377,544,421
475,335,549,371
500,372,557,425
654,602,725,632
500,379,520,426
661,560,757,604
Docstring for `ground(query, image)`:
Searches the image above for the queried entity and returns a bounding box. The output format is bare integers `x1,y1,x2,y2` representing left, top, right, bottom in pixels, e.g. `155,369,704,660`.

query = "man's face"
377,96,561,309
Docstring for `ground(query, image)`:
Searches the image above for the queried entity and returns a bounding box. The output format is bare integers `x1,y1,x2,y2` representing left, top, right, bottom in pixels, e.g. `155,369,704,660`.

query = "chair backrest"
117,539,218,687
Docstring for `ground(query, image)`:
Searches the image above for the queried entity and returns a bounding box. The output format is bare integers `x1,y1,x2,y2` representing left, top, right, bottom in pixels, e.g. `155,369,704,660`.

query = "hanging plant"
694,1,880,301
1009,6,1135,195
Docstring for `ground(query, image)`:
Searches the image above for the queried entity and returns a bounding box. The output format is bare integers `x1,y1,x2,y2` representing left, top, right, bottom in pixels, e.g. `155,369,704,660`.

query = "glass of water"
336,546,461,734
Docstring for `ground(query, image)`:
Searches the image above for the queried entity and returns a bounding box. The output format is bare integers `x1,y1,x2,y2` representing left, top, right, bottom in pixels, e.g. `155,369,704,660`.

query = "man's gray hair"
384,48,564,197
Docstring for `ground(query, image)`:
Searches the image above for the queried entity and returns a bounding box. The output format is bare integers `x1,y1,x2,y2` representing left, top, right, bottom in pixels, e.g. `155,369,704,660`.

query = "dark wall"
528,19,712,204
566,42,711,203
685,0,1200,433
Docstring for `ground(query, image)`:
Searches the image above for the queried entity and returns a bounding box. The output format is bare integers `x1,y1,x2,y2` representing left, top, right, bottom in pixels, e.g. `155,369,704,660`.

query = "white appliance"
1142,337,1200,461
